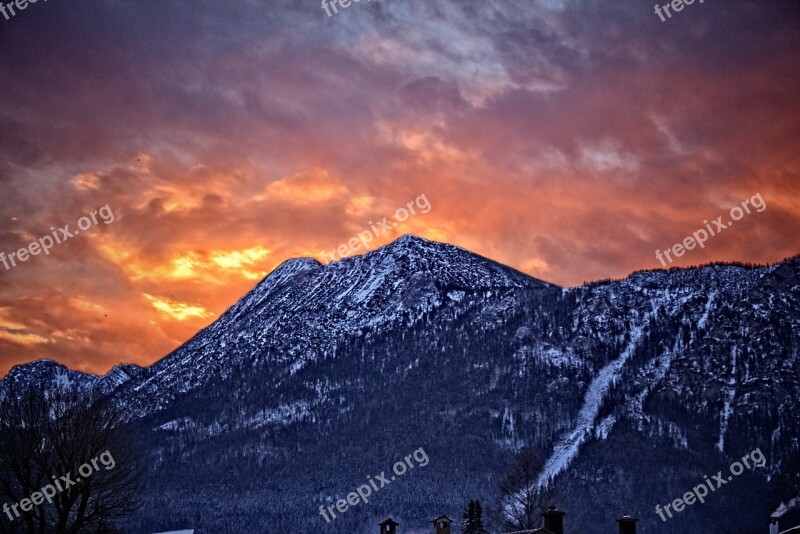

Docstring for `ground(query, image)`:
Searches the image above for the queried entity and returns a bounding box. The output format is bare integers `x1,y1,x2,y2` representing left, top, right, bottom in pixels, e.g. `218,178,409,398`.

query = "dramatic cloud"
1,0,798,376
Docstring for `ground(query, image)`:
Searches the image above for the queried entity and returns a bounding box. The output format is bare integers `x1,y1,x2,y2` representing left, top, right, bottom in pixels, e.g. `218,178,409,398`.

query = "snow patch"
716,346,738,453
537,315,649,487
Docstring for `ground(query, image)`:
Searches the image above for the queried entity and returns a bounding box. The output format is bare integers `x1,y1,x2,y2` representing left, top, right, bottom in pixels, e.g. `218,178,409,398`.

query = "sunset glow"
0,0,798,377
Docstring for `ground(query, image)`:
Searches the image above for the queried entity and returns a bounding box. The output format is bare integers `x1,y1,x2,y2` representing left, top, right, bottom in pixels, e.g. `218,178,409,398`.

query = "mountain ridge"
2,235,798,533
5,234,795,385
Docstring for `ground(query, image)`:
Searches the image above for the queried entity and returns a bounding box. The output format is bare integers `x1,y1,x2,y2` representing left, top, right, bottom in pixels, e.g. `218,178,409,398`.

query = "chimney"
617,515,637,534
378,518,399,534
770,519,779,534
542,506,565,534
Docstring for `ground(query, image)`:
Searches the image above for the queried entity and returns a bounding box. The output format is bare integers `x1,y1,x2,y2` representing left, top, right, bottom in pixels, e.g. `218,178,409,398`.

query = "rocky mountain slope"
3,235,798,533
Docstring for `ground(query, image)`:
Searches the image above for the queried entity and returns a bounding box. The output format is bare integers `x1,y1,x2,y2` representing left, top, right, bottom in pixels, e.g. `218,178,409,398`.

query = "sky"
0,0,798,377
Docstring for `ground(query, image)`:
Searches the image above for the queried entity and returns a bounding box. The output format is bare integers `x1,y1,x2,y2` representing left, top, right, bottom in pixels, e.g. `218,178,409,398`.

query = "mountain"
2,235,799,534
110,234,549,419
0,359,97,398
1,359,143,400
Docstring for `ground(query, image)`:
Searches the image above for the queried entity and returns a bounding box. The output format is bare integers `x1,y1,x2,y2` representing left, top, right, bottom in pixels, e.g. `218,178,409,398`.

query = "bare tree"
494,449,560,531
0,383,142,533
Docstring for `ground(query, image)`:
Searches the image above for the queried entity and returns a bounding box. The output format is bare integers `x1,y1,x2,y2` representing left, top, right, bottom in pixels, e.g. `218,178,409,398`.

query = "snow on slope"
537,312,650,487
716,346,739,452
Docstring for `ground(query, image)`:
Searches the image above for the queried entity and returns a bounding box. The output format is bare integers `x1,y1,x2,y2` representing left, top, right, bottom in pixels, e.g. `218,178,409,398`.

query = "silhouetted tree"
0,384,142,533
461,499,487,534
495,449,558,531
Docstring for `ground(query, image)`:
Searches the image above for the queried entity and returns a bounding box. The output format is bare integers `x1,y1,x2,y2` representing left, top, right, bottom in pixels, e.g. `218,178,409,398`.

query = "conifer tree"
461,499,487,534
473,500,488,534
461,499,476,533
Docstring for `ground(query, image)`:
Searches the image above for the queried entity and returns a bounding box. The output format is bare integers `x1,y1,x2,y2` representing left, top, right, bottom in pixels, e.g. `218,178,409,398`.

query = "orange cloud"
260,169,349,204
143,294,214,322
0,329,52,346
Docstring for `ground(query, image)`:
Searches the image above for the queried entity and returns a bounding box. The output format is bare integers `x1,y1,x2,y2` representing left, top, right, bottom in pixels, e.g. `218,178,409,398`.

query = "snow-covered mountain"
111,235,549,418
3,235,798,533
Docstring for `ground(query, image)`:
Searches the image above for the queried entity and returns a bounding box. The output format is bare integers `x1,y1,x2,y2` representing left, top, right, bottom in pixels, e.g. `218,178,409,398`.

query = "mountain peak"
1,359,97,397
7,358,69,378
386,234,432,247
272,256,323,275
250,256,324,293
366,234,548,289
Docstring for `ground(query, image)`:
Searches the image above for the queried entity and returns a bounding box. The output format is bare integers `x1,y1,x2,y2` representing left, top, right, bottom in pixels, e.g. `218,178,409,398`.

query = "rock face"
3,235,799,533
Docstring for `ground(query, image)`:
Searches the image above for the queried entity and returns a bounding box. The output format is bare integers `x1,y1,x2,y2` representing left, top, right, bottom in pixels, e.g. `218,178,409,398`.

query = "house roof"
431,514,453,524
379,518,399,526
